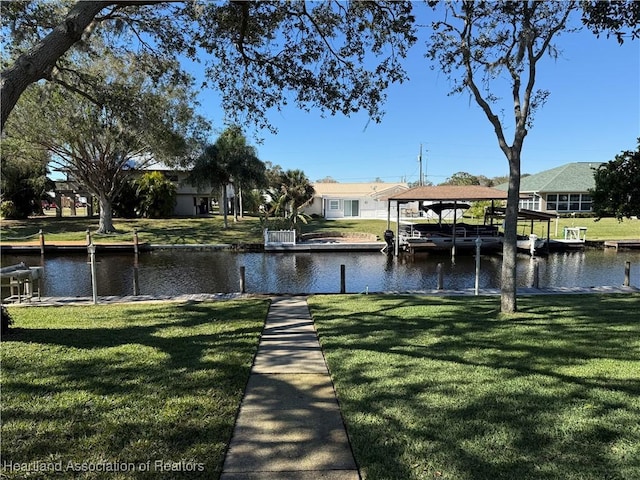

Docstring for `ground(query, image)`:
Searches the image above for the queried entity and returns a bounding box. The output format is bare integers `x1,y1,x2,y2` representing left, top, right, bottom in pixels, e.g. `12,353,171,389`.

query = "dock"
0,241,150,254
604,240,640,250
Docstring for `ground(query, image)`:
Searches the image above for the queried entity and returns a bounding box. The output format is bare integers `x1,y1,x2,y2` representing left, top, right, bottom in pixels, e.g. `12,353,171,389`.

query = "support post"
133,228,139,255
531,258,540,289
88,243,98,304
86,228,91,246
240,266,246,293
39,229,45,255
437,263,444,291
133,265,140,296
624,261,631,287
340,264,346,294
474,237,482,295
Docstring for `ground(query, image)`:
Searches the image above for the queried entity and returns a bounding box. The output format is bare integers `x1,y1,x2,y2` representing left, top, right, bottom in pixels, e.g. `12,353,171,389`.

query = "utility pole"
418,143,423,186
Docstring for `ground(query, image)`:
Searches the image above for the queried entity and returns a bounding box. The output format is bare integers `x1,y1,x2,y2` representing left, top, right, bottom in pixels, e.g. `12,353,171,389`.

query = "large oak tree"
427,1,577,313
1,1,416,131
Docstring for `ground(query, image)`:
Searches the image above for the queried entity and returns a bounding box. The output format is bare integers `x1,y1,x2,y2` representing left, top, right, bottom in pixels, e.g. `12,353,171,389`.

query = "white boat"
550,227,587,250
517,234,547,255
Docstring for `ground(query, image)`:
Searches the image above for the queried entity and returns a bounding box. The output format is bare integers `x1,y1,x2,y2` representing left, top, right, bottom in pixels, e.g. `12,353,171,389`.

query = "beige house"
304,182,410,219
140,162,232,216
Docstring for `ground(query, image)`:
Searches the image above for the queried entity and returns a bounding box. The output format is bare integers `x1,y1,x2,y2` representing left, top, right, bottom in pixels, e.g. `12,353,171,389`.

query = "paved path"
6,285,638,306
220,296,359,480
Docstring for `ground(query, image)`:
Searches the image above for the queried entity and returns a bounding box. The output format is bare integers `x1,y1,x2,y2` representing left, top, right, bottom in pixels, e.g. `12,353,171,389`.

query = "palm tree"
188,126,265,228
275,169,315,227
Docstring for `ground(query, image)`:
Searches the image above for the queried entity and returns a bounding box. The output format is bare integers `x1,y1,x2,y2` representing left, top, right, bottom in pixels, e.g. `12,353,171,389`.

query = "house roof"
388,185,510,202
312,182,408,199
496,162,603,193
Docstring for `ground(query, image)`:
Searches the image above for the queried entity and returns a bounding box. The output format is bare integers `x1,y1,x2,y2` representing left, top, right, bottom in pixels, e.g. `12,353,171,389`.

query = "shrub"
1,306,13,335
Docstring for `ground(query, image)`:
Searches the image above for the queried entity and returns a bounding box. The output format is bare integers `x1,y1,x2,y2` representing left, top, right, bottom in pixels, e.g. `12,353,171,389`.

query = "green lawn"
1,300,269,479
1,215,637,246
309,293,640,480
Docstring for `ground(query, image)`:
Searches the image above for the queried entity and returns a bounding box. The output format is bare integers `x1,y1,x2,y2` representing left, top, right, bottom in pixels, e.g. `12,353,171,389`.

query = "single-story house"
497,162,604,214
304,182,411,219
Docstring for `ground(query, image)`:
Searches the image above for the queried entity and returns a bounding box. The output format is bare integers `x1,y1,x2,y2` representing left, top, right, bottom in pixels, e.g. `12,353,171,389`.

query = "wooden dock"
604,240,640,250
1,241,150,254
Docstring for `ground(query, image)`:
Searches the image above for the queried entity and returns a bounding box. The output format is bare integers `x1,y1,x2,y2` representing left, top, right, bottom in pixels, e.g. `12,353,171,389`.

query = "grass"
1,214,638,246
308,293,640,480
0,299,269,479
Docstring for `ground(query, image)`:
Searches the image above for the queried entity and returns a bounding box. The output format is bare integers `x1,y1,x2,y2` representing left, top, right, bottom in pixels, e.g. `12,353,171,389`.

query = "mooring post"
624,261,631,287
88,243,98,304
133,228,139,255
340,264,346,294
437,263,444,291
133,265,140,296
39,229,45,255
240,266,246,293
474,237,482,295
531,258,540,289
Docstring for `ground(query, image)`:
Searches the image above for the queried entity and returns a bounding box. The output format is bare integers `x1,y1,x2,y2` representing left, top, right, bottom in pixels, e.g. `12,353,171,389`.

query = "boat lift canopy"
386,186,511,256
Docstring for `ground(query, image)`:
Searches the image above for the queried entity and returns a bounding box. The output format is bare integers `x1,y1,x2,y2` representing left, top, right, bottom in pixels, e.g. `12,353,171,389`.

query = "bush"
1,306,13,335
0,200,18,219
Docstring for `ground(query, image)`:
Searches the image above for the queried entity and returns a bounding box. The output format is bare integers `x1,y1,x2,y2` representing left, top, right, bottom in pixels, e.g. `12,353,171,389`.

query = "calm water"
2,249,639,298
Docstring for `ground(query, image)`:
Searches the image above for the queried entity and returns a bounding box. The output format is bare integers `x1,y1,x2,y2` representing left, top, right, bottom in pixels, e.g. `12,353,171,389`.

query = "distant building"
304,182,410,219
497,162,604,214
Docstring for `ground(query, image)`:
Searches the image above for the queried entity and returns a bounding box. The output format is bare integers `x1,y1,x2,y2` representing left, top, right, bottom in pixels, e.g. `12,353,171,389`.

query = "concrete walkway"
220,296,359,480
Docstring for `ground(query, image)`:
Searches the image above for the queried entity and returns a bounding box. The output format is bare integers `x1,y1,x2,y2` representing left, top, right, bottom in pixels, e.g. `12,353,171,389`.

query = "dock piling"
624,261,631,287
437,263,444,290
240,266,246,293
39,230,45,255
340,264,346,293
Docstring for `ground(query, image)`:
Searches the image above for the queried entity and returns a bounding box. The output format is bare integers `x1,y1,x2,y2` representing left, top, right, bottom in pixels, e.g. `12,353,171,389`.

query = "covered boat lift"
385,185,511,256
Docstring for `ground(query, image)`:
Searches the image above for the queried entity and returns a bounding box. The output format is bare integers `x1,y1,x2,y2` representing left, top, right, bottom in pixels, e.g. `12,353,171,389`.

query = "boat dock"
604,240,640,250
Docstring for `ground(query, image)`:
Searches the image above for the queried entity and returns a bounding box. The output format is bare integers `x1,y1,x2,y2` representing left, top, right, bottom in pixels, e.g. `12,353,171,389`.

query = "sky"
190,6,639,185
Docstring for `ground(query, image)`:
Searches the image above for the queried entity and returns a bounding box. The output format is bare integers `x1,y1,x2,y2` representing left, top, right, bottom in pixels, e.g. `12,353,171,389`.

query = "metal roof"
388,185,510,202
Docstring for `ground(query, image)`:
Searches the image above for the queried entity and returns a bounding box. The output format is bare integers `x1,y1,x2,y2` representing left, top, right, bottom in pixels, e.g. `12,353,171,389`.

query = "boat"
549,227,587,250
517,234,547,255
399,221,503,253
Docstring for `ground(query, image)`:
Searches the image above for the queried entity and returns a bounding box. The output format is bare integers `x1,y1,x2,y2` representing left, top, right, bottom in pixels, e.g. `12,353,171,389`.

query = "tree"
440,171,481,186
427,1,576,313
6,53,202,233
272,169,316,228
581,0,640,44
1,1,416,131
136,171,177,218
591,141,640,220
188,127,265,228
0,137,52,219
316,176,338,183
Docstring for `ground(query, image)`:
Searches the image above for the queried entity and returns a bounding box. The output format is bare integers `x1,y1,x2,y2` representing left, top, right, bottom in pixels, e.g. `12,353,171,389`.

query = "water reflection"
1,249,639,298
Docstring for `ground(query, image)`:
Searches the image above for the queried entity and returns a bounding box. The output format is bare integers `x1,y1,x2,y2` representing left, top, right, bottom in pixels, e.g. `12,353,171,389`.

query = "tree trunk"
0,1,109,131
500,150,522,313
97,194,116,233
221,184,229,229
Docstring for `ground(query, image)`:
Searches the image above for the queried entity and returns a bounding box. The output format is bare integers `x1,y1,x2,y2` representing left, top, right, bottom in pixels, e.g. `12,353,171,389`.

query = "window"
519,194,541,211
546,193,594,212
329,200,340,210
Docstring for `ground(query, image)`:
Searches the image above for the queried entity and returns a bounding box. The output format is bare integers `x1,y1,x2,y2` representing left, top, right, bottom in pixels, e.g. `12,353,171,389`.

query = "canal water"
2,248,639,298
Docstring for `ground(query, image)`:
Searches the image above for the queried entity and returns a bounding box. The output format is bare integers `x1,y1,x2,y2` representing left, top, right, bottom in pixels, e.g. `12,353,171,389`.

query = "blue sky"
191,7,639,185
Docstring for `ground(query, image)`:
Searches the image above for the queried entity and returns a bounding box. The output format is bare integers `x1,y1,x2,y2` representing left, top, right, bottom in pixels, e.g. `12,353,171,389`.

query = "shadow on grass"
310,294,640,480
1,301,268,479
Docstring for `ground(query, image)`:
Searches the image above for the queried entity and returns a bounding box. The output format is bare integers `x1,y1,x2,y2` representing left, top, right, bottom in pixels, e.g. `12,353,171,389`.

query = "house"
498,162,604,214
304,182,410,219
141,162,234,216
